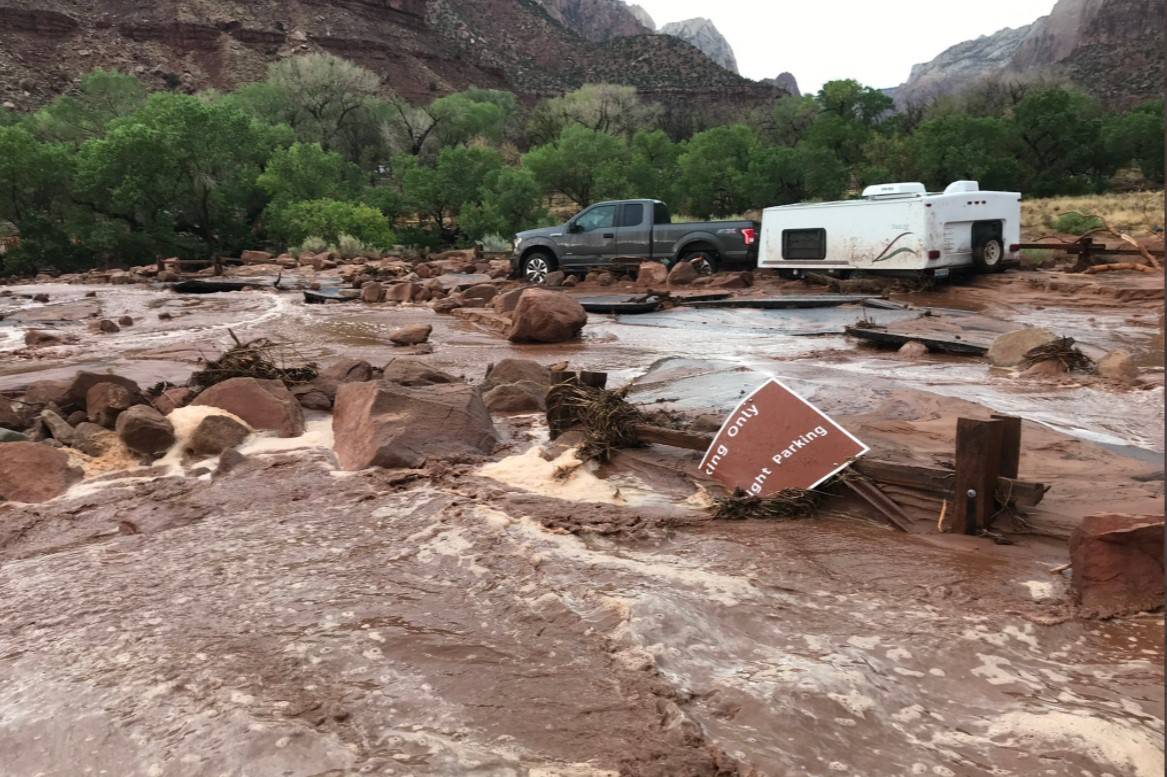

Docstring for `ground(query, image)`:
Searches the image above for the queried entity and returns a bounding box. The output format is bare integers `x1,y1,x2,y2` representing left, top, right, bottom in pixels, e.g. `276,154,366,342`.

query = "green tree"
767,94,819,146
265,198,395,248
909,114,1022,191
523,125,630,205
257,142,364,204
26,70,147,143
675,124,757,217
0,126,80,273
75,93,288,260
1102,100,1164,185
528,84,661,144
459,166,548,240
1012,88,1108,195
400,146,505,234
431,88,517,148
817,79,893,127
856,133,917,186
624,129,680,202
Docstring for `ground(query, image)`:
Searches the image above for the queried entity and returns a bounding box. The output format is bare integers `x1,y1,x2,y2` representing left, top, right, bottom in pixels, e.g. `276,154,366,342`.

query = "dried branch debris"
1020,337,1096,373
190,330,318,390
712,488,822,520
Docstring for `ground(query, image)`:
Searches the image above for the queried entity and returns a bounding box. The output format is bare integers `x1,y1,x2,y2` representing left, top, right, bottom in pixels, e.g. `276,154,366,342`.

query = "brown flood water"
0,277,1163,776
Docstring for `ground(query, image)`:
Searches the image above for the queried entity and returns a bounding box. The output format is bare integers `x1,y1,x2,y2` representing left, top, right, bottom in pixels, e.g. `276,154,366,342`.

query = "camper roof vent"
943,180,980,194
861,182,926,200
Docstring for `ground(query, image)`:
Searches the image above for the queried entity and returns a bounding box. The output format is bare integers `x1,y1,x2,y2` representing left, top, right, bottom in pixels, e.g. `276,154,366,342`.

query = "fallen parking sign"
700,378,869,496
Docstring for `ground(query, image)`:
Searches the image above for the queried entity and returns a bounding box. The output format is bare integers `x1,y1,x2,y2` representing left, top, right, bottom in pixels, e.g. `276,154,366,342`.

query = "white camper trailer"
757,181,1021,276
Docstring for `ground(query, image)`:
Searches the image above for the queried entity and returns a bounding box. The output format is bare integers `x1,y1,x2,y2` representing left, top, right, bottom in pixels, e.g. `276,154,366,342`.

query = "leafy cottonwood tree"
675,124,757,217
528,84,661,144
27,70,147,144
523,125,630,205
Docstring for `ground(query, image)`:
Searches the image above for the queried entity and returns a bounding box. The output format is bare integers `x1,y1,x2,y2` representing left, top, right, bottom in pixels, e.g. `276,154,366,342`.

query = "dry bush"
1021,191,1164,239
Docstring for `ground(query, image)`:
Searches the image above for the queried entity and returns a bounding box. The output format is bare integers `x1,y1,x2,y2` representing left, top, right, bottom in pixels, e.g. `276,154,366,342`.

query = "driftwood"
1083,262,1157,274
712,488,821,520
1020,337,1096,373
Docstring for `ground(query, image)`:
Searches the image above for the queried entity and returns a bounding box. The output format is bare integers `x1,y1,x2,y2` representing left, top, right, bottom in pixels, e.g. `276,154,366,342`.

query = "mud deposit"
0,271,1163,776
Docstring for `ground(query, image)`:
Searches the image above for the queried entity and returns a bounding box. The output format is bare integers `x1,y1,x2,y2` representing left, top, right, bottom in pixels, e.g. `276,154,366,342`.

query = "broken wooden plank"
841,476,912,532
631,423,713,452
991,414,1022,479
845,325,989,355
852,459,1047,507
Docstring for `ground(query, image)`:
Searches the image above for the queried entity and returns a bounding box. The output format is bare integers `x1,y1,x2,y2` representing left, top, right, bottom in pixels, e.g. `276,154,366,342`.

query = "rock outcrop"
761,72,800,97
892,0,1164,107
535,0,651,41
1070,513,1164,618
659,18,738,74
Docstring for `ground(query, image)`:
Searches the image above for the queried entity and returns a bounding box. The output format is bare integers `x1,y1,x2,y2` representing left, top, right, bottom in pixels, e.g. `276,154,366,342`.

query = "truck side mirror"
567,222,582,233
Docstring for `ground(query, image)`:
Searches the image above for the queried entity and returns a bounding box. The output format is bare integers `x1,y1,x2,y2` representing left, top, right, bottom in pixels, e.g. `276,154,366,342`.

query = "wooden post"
953,418,1004,534
990,414,1022,479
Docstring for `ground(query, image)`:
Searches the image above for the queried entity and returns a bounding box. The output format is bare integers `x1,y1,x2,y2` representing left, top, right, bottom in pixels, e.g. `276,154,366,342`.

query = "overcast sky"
632,0,1056,93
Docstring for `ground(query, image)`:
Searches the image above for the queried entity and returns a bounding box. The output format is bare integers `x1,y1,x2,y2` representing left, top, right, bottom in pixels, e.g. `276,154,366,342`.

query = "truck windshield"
653,202,671,224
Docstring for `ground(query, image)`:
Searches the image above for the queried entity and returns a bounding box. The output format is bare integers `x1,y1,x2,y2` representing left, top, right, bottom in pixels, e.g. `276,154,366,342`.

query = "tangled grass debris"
712,488,822,520
190,330,318,390
556,383,646,463
1020,337,1096,373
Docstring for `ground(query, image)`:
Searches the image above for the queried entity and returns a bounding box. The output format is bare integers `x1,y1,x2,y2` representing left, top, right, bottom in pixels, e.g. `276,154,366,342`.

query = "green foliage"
477,233,512,253
400,146,505,233
297,235,328,255
625,129,680,203
1102,100,1164,185
1012,88,1109,196
26,70,147,143
258,142,364,204
816,80,894,127
459,166,548,240
524,125,630,206
266,198,395,248
909,114,1022,191
1050,211,1104,235
335,233,371,259
430,89,517,148
528,84,660,144
676,124,757,218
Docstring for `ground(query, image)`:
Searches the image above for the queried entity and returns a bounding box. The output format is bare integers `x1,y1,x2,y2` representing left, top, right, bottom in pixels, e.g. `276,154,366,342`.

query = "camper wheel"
973,238,1004,272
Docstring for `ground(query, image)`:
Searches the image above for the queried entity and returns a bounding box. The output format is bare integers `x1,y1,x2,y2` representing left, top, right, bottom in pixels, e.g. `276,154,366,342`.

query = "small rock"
507,290,587,344
544,270,566,288
94,319,120,334
1096,350,1137,383
39,408,75,445
707,271,753,289
382,358,458,387
483,358,551,390
635,262,669,287
214,447,248,477
987,328,1057,367
240,249,273,264
116,405,176,457
562,274,578,287
24,329,63,348
86,382,137,428
387,283,421,303
1020,359,1068,379
314,358,375,401
158,312,174,320
72,422,118,457
187,414,251,458
667,260,698,285
432,296,464,314
898,340,929,358
0,397,30,431
117,315,134,327
0,427,29,443
389,324,432,347
152,386,194,415
463,283,499,302
32,293,50,303
360,281,385,303
292,386,332,411
596,272,614,286
414,262,434,279
483,381,547,413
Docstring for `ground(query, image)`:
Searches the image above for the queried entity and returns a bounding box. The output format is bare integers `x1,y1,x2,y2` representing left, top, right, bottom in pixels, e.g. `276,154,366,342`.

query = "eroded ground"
0,267,1163,776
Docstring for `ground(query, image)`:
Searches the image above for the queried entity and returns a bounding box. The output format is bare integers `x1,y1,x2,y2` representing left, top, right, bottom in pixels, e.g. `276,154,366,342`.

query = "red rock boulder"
0,442,83,502
332,381,497,470
636,261,669,287
115,405,176,457
507,289,588,344
86,382,140,428
1070,513,1164,618
192,378,305,437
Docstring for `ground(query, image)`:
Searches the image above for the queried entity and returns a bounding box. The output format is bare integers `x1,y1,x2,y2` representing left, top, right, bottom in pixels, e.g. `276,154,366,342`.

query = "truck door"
561,204,618,270
614,203,650,264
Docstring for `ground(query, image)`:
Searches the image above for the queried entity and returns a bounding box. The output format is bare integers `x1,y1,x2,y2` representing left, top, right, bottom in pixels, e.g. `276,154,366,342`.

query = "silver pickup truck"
510,199,760,283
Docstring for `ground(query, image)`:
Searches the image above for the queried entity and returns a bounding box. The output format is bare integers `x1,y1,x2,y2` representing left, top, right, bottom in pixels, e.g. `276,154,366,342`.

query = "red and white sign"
699,378,868,496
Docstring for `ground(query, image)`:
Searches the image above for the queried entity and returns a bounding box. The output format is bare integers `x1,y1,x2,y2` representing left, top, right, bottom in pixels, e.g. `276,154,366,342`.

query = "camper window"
782,228,826,260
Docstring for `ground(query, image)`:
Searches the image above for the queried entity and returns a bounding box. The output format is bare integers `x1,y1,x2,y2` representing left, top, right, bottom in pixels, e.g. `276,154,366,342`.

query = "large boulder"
186,414,251,458
240,249,273,264
192,378,305,437
667,260,698,285
1070,513,1164,618
116,405,176,457
0,396,32,431
0,442,83,502
86,382,139,428
507,289,588,344
492,288,527,314
463,283,499,302
389,324,432,346
987,328,1057,368
382,358,458,387
0,428,29,443
636,262,669,287
332,382,497,470
360,281,385,303
483,358,551,390
483,381,547,413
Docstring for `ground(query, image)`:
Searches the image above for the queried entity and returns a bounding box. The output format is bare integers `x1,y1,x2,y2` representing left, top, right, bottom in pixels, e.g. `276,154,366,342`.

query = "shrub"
478,233,511,253
297,235,327,256
266,198,396,249
335,233,370,259
1050,211,1103,235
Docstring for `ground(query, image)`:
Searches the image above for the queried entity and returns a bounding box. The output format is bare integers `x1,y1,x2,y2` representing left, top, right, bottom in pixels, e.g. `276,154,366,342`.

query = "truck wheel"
682,249,720,275
521,251,556,284
973,238,1004,273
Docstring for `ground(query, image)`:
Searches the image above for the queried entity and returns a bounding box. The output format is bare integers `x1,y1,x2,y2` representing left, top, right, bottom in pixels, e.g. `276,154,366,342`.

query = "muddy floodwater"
1,273,1163,776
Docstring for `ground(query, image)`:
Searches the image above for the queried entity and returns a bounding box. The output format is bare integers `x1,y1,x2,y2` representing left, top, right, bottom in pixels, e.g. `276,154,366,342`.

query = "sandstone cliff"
534,0,650,41
659,17,739,74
